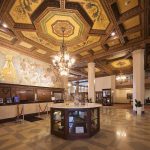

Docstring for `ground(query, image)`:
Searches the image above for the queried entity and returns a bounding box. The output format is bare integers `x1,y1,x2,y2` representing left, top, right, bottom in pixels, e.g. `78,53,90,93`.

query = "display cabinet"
95,91,103,104
51,109,65,138
102,89,112,106
50,103,101,139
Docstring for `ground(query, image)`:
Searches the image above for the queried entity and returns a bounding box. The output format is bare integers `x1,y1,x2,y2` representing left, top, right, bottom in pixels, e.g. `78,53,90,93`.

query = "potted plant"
135,99,142,115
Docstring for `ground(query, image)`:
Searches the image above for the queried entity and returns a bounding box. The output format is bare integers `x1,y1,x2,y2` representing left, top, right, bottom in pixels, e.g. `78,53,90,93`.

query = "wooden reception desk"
0,101,52,120
0,83,64,122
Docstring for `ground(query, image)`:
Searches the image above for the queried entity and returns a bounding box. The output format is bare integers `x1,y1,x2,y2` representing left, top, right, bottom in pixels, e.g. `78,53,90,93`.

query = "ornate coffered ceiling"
0,0,149,80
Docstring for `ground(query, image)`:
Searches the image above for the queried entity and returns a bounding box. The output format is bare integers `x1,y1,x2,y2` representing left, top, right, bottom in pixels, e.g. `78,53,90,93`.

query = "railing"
116,75,150,88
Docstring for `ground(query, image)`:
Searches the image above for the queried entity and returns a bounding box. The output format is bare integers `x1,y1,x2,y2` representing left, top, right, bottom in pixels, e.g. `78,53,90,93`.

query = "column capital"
132,49,145,55
87,56,94,63
88,62,95,66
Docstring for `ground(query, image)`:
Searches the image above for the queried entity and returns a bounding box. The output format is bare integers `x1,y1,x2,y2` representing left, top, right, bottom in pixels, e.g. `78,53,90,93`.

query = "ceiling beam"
69,77,87,82
118,6,143,24
123,25,142,36
100,23,114,51
70,69,88,78
95,61,113,75
81,39,145,61
143,0,149,38
109,2,126,44
71,41,101,55
89,29,105,35
13,24,36,31
60,0,66,9
0,40,51,63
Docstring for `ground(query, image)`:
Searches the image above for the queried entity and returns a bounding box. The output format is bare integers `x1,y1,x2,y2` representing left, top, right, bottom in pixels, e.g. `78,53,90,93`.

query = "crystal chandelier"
52,27,75,76
116,73,127,84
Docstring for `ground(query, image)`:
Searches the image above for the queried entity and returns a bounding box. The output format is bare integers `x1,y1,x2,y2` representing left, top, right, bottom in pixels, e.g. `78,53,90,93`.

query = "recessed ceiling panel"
19,41,33,49
117,0,138,14
9,0,43,24
0,30,14,41
127,31,141,40
123,15,140,30
68,0,110,30
21,31,60,52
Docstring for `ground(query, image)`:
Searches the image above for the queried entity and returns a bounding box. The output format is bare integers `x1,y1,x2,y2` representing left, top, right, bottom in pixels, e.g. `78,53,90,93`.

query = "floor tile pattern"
0,107,150,150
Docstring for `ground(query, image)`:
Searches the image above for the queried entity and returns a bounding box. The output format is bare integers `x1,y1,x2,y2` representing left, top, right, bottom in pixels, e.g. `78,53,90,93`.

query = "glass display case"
68,110,88,135
50,105,100,139
51,109,65,138
102,89,112,106
91,108,99,133
95,91,103,103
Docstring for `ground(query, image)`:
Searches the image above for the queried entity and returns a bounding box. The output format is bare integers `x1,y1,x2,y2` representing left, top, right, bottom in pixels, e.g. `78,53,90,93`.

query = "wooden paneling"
37,88,51,101
14,87,35,101
0,83,64,102
0,86,11,99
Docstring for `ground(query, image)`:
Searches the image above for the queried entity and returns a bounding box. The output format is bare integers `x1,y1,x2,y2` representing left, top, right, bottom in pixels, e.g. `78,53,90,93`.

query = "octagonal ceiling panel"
34,9,90,46
52,20,74,37
111,59,131,68
9,0,43,24
68,0,110,30
21,31,60,52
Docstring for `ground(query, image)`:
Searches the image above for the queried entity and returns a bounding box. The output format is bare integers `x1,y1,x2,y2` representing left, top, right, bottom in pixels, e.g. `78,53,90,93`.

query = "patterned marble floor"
0,107,150,150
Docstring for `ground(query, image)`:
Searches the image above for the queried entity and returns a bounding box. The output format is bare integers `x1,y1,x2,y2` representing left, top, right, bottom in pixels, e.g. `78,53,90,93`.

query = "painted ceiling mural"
7,0,110,53
0,0,142,78
9,0,43,24
69,35,101,52
21,31,60,51
111,59,131,69
68,0,110,30
0,47,63,87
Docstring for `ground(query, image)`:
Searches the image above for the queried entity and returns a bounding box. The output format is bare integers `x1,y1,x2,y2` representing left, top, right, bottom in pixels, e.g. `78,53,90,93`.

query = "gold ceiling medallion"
52,27,75,76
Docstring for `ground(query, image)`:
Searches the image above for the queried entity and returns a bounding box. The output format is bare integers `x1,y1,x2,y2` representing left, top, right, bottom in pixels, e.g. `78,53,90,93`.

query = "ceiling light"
111,32,116,36
53,27,75,76
125,0,131,6
2,23,8,28
68,83,71,87
116,73,127,84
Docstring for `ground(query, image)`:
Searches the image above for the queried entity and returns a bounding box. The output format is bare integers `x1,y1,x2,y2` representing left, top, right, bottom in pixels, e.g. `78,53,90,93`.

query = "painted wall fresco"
0,47,63,88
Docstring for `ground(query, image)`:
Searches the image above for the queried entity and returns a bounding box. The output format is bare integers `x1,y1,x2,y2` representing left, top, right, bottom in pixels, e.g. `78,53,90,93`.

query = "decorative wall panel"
0,47,63,88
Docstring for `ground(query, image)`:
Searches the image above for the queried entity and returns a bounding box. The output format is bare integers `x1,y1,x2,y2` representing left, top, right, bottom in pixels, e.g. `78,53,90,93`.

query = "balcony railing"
116,76,150,88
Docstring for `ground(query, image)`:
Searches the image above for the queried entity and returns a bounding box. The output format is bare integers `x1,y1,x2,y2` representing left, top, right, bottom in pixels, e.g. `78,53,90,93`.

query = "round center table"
50,103,102,139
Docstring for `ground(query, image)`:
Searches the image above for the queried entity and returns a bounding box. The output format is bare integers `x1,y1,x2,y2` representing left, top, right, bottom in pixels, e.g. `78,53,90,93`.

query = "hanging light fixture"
52,27,75,76
116,73,127,84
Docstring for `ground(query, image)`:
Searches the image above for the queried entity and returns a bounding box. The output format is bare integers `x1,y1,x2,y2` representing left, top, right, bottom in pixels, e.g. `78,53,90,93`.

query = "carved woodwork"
0,83,64,102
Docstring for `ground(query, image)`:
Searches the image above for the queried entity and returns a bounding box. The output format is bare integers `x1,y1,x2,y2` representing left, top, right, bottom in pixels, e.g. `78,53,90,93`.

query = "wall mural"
0,47,63,88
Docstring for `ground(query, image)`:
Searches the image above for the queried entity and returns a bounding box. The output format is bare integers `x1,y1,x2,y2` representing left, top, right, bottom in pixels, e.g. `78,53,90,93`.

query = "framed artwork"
127,93,132,99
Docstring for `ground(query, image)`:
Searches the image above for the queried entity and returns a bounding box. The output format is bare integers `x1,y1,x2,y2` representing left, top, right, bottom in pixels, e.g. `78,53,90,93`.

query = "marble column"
75,82,79,94
132,49,145,111
111,75,116,103
62,76,68,100
88,62,95,102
